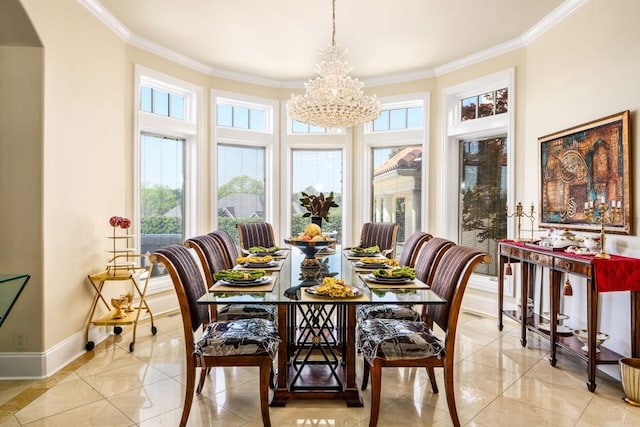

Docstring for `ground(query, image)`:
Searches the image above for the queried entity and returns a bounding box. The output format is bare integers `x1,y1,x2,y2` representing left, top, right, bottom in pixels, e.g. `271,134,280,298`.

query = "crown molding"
521,0,588,44
79,0,131,40
81,0,587,88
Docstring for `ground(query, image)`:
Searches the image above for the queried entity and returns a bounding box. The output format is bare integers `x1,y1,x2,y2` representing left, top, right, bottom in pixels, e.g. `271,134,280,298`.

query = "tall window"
213,91,277,241
291,149,343,242
361,93,429,253
442,69,514,293
140,134,185,276
372,145,422,242
459,136,508,276
136,66,201,286
217,145,266,244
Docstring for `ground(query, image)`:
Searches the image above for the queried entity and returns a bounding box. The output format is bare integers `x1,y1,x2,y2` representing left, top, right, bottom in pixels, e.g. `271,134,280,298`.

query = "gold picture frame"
539,110,632,234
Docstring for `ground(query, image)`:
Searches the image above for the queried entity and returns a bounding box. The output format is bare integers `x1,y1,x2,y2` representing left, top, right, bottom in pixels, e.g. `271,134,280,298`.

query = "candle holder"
584,199,621,259
506,202,536,242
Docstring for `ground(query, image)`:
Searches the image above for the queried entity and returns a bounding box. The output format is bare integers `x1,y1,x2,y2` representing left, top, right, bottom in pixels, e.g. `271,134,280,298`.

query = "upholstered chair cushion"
217,304,278,323
356,304,421,322
357,318,444,362
196,318,279,358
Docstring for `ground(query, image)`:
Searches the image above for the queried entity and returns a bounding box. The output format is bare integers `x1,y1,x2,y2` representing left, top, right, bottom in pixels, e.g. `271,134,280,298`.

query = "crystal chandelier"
286,0,380,129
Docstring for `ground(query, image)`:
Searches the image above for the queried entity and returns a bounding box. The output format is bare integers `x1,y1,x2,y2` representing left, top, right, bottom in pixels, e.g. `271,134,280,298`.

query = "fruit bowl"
573,329,609,352
285,238,335,258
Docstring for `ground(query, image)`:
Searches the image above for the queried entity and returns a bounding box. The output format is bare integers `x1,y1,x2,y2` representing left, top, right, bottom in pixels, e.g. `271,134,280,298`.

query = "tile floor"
0,311,637,426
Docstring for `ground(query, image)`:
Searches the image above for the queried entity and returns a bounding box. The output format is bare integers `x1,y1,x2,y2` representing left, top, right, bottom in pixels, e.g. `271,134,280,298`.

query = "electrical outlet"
14,330,26,350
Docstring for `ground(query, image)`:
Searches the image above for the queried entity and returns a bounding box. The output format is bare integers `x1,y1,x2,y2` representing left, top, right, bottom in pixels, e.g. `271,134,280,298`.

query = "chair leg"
196,365,207,394
426,367,439,393
259,359,272,427
269,365,275,389
368,360,382,427
361,358,370,390
443,359,460,427
181,356,197,427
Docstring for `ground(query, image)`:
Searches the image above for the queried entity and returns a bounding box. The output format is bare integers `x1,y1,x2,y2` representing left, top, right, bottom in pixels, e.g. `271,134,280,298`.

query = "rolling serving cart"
84,227,156,352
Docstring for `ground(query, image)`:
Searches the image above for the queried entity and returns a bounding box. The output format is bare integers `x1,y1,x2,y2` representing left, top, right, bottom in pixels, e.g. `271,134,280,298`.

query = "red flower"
120,217,131,229
109,216,122,227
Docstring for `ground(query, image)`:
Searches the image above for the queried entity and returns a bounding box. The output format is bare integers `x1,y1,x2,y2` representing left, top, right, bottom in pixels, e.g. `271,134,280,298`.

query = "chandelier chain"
286,0,380,128
331,0,336,47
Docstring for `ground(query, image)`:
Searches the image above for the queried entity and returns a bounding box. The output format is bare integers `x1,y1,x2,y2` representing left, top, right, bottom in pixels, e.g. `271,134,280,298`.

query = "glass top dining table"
197,244,446,407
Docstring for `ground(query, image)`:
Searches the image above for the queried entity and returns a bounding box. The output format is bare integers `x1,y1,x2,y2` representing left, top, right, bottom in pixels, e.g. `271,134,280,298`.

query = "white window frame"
356,92,430,246
211,91,279,237
441,68,515,295
280,103,352,245
134,65,203,293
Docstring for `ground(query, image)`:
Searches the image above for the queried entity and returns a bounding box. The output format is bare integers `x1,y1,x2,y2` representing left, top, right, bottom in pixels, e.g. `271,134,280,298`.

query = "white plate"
304,285,362,298
244,261,278,268
349,251,381,257
355,261,388,269
219,276,271,287
538,323,573,334
541,312,570,321
366,273,414,284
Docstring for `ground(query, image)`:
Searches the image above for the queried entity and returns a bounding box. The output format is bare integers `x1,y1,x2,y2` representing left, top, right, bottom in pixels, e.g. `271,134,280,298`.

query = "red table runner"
500,240,640,293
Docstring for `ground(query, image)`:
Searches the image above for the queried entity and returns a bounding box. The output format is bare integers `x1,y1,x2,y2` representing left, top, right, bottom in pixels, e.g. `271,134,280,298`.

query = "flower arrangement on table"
299,191,339,224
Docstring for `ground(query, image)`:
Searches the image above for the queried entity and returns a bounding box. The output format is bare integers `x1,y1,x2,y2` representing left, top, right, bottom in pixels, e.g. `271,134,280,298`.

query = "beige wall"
0,45,44,353
16,0,128,354
523,0,640,358
3,0,639,376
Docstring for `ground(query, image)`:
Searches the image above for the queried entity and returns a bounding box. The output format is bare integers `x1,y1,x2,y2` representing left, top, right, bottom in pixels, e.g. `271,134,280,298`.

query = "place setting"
234,255,283,271
352,256,399,272
211,269,278,292
344,245,384,260
359,266,430,289
242,245,289,259
301,276,368,302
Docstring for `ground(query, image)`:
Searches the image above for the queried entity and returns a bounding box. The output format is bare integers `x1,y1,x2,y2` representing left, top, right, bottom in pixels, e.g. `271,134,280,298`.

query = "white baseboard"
0,289,179,380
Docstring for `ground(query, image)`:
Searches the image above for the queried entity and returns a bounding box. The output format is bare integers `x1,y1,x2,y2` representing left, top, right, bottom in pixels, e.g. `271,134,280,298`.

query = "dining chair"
237,222,276,252
356,236,451,324
209,229,240,266
357,245,491,427
397,231,433,267
185,233,277,322
358,222,399,259
150,244,279,427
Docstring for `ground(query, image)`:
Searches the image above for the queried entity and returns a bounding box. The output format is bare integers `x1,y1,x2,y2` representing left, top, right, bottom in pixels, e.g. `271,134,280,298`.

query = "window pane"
478,92,494,118
292,120,308,133
291,149,343,242
152,89,169,116
407,107,423,128
495,88,509,114
217,144,266,244
169,94,185,120
217,104,233,127
373,110,389,131
461,96,477,121
140,134,185,277
309,125,326,133
233,107,249,129
250,109,266,131
372,146,422,249
389,109,407,130
140,86,152,112
459,136,507,276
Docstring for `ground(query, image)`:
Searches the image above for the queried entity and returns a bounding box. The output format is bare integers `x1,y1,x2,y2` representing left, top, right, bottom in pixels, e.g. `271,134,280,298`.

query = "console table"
497,240,640,392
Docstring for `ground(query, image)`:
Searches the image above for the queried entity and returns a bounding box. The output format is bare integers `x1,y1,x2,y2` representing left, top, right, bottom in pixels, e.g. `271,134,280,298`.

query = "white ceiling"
92,0,576,86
